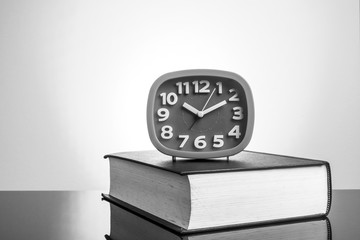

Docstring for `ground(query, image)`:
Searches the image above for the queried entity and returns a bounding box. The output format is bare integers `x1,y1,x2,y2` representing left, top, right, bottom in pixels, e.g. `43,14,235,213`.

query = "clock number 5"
213,135,224,148
232,106,244,120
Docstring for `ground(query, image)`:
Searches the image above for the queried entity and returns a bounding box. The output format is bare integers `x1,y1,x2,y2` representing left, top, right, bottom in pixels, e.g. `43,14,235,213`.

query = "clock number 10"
160,92,178,105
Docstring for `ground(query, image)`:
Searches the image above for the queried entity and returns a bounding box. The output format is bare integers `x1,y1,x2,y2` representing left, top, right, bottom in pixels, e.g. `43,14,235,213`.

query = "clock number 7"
178,135,189,148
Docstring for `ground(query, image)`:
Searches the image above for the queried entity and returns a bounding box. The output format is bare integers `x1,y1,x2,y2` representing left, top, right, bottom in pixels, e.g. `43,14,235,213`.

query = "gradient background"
0,0,359,190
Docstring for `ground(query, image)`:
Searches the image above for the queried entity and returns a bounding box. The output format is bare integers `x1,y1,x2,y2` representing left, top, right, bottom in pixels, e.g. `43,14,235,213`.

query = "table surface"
0,190,359,239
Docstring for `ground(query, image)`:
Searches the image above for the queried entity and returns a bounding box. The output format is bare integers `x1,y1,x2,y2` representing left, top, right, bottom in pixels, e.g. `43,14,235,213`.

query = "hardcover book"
103,150,331,233
104,200,332,240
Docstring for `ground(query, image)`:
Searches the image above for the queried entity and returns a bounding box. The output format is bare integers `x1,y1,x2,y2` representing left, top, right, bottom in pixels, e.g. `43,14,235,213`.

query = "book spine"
324,162,332,216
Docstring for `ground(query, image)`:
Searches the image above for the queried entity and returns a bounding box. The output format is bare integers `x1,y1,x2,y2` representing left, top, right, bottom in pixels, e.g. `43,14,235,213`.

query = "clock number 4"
228,125,241,138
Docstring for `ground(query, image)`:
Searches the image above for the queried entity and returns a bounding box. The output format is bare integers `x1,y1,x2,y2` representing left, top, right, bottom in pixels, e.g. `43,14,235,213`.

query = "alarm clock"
147,69,254,159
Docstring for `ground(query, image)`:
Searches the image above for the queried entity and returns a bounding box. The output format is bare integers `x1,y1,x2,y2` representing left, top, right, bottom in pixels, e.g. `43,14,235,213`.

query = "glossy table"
0,190,359,239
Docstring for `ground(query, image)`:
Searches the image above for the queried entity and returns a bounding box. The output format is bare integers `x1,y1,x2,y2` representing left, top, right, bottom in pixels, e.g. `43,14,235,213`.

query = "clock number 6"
194,136,207,149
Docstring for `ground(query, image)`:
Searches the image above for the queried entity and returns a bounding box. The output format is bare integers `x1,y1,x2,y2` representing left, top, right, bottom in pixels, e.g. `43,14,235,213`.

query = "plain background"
0,0,359,190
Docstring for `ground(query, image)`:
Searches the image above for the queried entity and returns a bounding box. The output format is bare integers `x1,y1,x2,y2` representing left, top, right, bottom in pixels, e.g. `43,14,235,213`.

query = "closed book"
104,150,331,233
104,200,332,240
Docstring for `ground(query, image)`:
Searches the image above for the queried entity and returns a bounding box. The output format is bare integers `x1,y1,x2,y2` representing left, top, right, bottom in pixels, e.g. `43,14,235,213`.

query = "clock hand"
182,102,200,116
201,100,227,116
201,88,216,111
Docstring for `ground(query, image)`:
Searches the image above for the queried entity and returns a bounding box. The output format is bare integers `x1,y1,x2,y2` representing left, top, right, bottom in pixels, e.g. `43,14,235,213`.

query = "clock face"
147,70,254,158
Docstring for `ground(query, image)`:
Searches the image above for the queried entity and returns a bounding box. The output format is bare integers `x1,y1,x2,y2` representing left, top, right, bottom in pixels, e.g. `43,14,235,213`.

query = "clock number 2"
228,89,239,101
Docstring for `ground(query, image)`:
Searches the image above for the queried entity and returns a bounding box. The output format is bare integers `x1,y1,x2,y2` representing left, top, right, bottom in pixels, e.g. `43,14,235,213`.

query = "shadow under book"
103,150,331,233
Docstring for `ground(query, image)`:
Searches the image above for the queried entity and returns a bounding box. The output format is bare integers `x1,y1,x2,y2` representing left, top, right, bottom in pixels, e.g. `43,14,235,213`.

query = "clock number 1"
216,82,223,94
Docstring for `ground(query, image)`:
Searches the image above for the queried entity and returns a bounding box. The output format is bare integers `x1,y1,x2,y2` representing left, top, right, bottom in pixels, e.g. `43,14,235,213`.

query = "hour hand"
182,102,200,116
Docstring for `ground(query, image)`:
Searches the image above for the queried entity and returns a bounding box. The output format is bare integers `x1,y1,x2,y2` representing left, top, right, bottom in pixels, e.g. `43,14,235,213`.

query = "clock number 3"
232,106,244,120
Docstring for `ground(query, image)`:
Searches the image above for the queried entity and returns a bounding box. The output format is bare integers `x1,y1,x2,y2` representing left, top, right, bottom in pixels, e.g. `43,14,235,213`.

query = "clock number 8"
161,125,173,139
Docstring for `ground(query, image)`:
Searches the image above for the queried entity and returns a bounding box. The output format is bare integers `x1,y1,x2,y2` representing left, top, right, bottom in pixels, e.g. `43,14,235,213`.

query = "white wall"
0,0,359,190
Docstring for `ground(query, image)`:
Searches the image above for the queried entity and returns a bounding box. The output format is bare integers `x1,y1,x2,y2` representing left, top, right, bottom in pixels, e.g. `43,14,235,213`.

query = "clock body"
147,69,254,158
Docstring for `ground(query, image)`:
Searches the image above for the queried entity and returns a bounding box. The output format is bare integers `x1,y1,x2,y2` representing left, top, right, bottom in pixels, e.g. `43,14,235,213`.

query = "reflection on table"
0,190,359,240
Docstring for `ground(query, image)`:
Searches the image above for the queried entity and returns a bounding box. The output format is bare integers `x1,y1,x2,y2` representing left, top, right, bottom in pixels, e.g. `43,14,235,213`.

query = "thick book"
103,199,332,240
104,150,332,233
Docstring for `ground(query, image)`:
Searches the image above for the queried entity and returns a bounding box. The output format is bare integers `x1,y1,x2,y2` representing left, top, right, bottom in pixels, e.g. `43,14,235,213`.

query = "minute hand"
202,100,227,116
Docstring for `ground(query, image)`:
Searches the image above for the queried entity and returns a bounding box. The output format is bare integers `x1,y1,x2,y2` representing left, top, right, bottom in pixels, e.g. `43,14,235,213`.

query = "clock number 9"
161,125,173,139
157,108,169,122
160,92,178,105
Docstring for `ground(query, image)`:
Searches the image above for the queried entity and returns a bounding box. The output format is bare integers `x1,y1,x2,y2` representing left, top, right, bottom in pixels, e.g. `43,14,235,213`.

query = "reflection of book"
104,202,332,240
104,150,331,233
